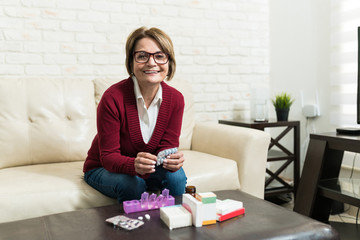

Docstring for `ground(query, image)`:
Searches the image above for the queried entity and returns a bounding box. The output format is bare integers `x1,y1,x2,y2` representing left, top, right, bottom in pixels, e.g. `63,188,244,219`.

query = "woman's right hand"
134,152,157,175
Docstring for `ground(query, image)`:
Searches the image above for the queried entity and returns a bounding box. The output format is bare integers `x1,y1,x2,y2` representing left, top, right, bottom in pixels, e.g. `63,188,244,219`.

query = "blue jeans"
84,166,187,202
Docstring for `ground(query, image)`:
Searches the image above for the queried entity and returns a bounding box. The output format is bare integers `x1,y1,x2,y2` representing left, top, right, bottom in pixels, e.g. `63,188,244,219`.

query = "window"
330,0,360,126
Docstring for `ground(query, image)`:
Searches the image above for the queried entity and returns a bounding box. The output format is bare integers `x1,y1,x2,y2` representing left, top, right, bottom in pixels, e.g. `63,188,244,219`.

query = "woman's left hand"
162,151,184,172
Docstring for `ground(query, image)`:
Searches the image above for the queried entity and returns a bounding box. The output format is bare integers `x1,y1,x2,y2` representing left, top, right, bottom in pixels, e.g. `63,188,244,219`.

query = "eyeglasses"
133,51,169,64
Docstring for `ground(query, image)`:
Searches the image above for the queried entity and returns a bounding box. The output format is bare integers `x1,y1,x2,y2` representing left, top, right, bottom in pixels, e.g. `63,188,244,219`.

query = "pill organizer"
123,189,175,214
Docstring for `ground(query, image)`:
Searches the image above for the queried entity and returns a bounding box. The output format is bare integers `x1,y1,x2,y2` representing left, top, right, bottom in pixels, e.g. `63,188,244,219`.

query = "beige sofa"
0,78,270,223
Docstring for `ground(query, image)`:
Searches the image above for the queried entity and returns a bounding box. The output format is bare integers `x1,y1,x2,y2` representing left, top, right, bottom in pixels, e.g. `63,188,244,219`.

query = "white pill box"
160,205,192,230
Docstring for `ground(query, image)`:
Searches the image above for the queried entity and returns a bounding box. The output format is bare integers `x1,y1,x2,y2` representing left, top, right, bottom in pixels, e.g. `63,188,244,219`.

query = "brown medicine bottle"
185,186,196,197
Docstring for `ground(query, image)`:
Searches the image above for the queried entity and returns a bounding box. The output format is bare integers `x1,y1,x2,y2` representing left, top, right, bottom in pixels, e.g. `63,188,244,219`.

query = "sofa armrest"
191,122,271,199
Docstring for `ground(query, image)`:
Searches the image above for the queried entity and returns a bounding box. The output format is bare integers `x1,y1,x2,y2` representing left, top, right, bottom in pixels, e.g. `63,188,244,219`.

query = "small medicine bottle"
185,185,196,197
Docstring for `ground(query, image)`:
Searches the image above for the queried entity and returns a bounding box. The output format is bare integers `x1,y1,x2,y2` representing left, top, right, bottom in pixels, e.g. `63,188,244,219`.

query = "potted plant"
271,92,295,121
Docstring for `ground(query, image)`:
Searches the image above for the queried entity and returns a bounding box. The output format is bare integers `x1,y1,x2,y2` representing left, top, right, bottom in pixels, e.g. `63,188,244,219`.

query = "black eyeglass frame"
133,51,170,65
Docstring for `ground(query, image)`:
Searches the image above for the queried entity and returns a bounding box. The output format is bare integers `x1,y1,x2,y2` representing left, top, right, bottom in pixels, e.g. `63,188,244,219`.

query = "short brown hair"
125,27,176,81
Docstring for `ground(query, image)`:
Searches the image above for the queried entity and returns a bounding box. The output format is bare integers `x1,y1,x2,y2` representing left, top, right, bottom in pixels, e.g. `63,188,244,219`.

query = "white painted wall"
272,0,334,130
269,0,331,166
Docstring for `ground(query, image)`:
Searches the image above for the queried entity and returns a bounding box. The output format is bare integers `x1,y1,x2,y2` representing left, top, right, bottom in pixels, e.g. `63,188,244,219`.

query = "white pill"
145,214,150,220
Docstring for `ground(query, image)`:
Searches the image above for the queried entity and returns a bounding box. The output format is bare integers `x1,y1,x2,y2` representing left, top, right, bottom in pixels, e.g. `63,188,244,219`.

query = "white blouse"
132,76,162,144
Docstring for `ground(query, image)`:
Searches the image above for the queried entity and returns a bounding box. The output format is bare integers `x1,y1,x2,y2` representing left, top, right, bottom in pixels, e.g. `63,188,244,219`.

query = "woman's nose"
147,55,157,65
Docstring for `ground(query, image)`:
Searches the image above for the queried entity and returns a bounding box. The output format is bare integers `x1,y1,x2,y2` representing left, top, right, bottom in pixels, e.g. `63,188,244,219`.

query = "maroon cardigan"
83,77,185,177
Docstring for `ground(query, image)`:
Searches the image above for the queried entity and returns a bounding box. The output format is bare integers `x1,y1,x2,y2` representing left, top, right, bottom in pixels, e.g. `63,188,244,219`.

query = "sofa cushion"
0,161,116,223
0,79,96,169
167,79,195,150
182,150,241,192
92,78,120,106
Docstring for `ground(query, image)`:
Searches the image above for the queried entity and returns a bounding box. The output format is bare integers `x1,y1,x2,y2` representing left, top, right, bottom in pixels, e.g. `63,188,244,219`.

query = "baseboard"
340,165,360,179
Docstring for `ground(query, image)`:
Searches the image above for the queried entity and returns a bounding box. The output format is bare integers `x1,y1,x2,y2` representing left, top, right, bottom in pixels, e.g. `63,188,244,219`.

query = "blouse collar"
132,75,163,106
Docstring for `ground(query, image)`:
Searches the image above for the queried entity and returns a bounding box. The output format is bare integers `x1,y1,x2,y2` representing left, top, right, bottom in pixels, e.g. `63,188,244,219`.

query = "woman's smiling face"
132,37,169,87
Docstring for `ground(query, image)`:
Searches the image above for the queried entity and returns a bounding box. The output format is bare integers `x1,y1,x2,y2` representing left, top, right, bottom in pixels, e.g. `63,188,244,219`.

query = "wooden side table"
294,132,360,222
219,119,300,198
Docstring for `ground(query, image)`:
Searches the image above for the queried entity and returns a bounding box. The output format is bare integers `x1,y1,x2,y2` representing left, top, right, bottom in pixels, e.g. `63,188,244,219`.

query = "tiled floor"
329,212,358,224
278,194,359,224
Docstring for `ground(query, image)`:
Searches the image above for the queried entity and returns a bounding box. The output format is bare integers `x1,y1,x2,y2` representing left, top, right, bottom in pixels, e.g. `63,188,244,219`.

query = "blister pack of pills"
106,215,144,230
156,147,178,166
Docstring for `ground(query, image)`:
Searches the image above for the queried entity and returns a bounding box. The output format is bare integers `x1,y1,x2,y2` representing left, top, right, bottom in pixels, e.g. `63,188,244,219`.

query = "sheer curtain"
330,0,360,126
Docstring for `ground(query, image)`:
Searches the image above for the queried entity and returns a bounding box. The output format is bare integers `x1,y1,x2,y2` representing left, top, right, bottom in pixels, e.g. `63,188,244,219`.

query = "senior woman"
83,27,187,202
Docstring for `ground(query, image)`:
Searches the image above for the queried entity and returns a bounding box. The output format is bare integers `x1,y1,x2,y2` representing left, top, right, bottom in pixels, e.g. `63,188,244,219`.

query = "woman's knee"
164,168,187,196
85,168,146,202
114,175,146,201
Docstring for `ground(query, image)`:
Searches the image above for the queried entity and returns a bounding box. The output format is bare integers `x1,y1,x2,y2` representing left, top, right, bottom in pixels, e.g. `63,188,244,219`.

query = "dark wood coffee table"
0,190,338,240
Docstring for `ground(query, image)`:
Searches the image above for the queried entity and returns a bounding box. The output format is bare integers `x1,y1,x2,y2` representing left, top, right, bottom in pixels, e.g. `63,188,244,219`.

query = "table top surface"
0,190,338,240
219,119,300,128
312,131,360,141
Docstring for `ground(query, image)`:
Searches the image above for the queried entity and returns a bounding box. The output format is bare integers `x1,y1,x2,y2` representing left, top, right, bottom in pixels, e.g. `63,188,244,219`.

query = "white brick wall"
0,0,269,122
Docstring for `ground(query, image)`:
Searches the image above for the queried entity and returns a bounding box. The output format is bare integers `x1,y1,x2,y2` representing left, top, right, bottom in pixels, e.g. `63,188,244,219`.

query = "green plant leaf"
271,92,295,109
